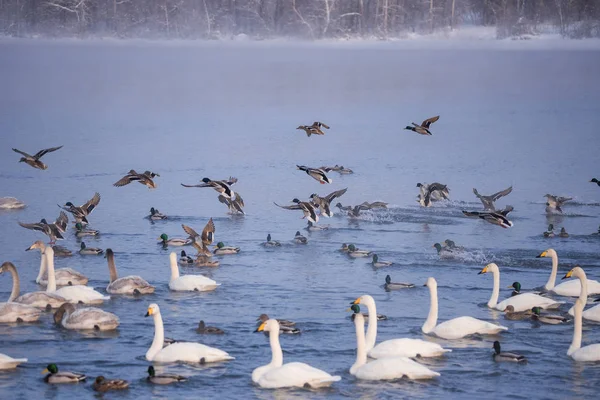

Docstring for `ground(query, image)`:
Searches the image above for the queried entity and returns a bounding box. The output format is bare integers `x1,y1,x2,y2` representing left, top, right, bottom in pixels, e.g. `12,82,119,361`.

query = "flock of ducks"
1,136,599,392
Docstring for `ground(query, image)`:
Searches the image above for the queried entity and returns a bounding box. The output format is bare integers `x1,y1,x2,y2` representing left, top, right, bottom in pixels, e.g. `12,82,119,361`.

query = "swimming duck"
54,303,120,331
113,169,158,189
462,209,513,228
372,254,393,267
18,211,68,243
256,314,301,334
12,145,63,170
179,250,194,265
306,221,328,231
443,239,465,251
93,376,129,392
591,178,600,186
347,244,371,258
559,227,569,238
543,224,555,237
531,307,568,324
384,275,414,290
213,242,240,255
472,186,513,211
51,245,72,257
181,177,236,199
339,243,350,252
149,207,167,220
492,341,527,363
257,313,296,327
197,320,225,334
158,233,192,247
79,242,103,255
503,305,533,320
296,165,332,184
147,366,187,385
274,198,319,224
105,249,154,294
59,192,100,224
361,201,388,209
404,115,439,135
309,188,348,217
433,243,456,259
0,197,26,210
544,194,572,214
335,202,352,212
218,192,245,214
43,364,86,383
508,282,522,296
194,256,220,267
294,231,307,244
75,222,98,237
263,234,281,247
346,204,370,218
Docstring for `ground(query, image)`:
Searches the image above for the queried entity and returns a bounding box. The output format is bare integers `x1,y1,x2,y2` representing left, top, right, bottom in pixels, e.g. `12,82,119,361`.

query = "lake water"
0,39,599,399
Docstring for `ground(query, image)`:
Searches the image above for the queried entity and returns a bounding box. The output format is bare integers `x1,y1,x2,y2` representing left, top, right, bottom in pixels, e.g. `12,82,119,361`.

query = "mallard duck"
18,211,68,243
384,275,414,290
179,250,194,265
263,234,281,247
79,242,103,255
58,192,100,224
508,282,521,296
93,376,129,392
274,198,319,224
12,145,63,170
347,244,371,258
147,366,187,385
404,115,439,135
194,256,220,267
149,207,167,220
347,204,370,218
339,243,350,252
306,221,328,231
372,254,392,267
0,197,26,210
158,233,192,247
309,188,348,217
337,166,353,174
113,169,158,189
433,243,456,258
75,222,98,237
544,194,572,214
472,186,513,211
417,182,450,207
543,224,555,237
181,177,236,199
182,219,215,249
51,245,72,257
591,178,600,186
296,125,323,137
213,242,240,255
43,363,86,383
335,202,352,212
462,209,513,228
294,231,307,244
54,303,120,330
559,227,569,238
362,201,388,209
296,165,332,184
218,192,245,214
531,307,568,324
492,341,527,363
443,239,465,251
197,320,225,334
257,313,296,327
105,249,154,294
503,305,532,320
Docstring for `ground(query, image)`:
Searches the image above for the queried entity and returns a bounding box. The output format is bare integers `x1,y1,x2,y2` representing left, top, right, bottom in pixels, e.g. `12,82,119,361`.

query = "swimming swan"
422,277,507,339
537,249,600,296
479,263,563,312
350,307,439,380
0,262,42,322
252,318,340,388
105,249,154,295
29,241,88,286
568,299,600,361
145,303,233,363
54,303,119,331
351,294,451,358
168,252,219,292
564,266,600,322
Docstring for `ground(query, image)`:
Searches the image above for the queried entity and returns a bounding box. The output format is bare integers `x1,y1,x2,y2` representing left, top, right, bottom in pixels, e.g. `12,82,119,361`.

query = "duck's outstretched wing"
12,148,32,157
490,186,513,201
274,202,302,210
324,188,348,203
201,218,215,245
421,116,439,128
82,192,101,215
33,145,63,160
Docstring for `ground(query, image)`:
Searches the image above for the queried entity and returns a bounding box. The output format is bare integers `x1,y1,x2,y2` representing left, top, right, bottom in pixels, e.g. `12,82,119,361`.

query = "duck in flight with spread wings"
404,116,439,136
12,146,63,170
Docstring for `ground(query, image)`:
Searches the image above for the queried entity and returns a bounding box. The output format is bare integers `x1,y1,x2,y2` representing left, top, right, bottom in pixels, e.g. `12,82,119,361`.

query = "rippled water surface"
1,39,599,399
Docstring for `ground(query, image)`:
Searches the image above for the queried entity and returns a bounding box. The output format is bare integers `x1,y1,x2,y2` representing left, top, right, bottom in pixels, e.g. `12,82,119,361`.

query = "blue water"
0,39,599,399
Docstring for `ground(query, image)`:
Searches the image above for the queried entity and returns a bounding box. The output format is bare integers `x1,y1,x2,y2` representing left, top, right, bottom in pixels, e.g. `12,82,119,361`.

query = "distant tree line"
1,0,598,40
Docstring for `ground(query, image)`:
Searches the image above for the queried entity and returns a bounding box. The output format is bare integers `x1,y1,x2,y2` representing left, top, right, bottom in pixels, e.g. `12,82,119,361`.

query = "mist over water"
1,40,599,399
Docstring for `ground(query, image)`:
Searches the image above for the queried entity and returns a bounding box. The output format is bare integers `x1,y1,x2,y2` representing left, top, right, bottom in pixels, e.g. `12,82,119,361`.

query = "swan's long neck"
422,284,438,333
5,264,20,302
568,303,583,356
107,252,118,283
544,251,558,290
350,314,367,375
147,312,165,360
45,249,57,292
488,268,500,308
267,323,284,368
364,298,378,352
575,270,588,303
35,249,45,284
169,253,179,280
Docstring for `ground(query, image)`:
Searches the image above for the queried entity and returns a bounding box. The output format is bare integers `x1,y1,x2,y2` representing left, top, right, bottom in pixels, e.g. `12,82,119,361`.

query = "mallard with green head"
492,341,527,363
147,366,186,385
158,233,192,247
384,275,414,290
508,282,521,296
404,115,439,136
543,224,555,237
79,242,103,255
371,254,392,267
213,242,240,255
294,231,307,244
43,363,86,384
531,307,568,324
75,222,99,237
347,244,371,258
263,234,281,247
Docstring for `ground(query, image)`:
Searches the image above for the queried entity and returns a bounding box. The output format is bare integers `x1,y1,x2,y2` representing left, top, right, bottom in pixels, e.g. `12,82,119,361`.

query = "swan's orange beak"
255,321,267,332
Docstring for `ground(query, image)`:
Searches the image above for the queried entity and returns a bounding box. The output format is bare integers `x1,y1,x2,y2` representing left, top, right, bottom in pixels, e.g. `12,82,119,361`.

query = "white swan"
479,263,563,312
0,353,27,370
105,249,154,295
0,262,41,323
54,303,119,331
45,247,110,304
168,252,219,292
350,307,439,380
252,319,341,388
564,266,600,321
29,241,88,286
351,294,451,358
568,298,600,361
537,249,600,296
422,277,507,339
146,303,233,363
